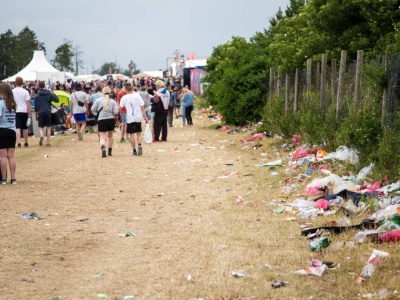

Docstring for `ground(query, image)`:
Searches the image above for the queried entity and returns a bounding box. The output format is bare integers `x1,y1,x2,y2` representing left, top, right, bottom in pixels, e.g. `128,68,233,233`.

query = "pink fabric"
304,186,322,196
315,199,329,211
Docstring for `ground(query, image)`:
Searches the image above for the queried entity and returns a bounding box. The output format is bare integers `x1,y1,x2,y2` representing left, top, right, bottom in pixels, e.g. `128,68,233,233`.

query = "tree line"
203,0,400,125
0,26,140,80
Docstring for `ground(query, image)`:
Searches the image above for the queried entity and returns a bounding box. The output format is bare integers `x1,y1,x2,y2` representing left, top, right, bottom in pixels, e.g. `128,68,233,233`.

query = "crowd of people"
0,75,196,185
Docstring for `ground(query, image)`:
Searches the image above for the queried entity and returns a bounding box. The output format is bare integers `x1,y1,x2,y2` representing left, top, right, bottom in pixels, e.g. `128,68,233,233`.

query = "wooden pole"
316,61,321,91
294,68,299,112
354,50,363,113
381,55,388,127
320,54,327,111
285,74,290,115
277,70,281,99
307,59,312,104
269,67,275,99
336,50,347,120
331,59,337,100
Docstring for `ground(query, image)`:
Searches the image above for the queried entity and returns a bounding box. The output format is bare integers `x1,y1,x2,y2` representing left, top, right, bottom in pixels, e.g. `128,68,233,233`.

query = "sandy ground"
1,112,271,300
3,111,399,300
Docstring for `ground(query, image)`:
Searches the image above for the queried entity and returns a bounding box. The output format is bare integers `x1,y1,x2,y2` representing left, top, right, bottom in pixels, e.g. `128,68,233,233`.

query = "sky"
0,0,290,74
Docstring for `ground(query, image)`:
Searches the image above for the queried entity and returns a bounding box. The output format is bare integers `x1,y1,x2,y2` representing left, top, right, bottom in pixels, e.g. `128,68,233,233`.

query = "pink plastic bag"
315,199,329,211
292,147,309,161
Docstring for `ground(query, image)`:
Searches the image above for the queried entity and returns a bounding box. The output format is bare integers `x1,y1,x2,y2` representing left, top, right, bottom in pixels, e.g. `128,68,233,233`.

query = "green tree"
122,60,140,77
52,39,74,72
204,36,269,125
15,26,45,70
98,62,117,76
0,30,17,80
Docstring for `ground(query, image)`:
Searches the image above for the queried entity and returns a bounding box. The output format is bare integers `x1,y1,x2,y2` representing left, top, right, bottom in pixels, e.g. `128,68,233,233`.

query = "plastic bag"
325,146,359,164
356,163,374,182
335,146,359,164
143,123,152,144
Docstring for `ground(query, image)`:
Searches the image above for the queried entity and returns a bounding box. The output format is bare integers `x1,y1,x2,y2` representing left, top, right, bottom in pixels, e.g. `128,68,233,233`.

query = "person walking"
116,84,128,143
120,83,148,156
167,86,175,127
34,81,59,147
152,80,170,141
69,83,89,141
91,86,118,158
0,83,17,184
12,77,31,148
182,88,194,126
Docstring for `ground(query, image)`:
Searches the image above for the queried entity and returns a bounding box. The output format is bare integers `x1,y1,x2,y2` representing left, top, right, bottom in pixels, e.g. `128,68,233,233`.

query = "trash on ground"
272,281,288,288
309,237,330,252
117,231,136,237
294,264,327,276
256,159,283,167
232,270,247,278
356,249,390,283
20,212,43,220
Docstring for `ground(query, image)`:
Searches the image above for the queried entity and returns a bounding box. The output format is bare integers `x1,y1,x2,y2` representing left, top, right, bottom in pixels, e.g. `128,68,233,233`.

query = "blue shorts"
121,114,127,124
74,113,87,122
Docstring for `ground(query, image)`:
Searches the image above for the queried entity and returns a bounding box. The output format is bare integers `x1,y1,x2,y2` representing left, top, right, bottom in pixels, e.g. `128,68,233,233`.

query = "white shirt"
12,87,30,113
157,88,170,110
70,91,89,114
120,92,145,123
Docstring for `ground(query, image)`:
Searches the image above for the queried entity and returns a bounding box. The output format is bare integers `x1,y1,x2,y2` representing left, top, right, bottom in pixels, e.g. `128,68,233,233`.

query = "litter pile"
255,137,400,286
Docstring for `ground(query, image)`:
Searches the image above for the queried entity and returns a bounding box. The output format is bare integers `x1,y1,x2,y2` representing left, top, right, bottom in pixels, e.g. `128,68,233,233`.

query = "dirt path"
6,111,396,300
2,112,276,299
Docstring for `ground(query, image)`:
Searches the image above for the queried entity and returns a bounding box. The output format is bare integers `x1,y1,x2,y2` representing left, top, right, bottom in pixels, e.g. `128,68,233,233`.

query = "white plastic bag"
335,146,359,165
144,123,152,144
356,163,374,182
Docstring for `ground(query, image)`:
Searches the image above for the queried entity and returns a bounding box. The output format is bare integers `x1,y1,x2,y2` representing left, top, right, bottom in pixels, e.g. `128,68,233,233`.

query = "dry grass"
0,111,399,300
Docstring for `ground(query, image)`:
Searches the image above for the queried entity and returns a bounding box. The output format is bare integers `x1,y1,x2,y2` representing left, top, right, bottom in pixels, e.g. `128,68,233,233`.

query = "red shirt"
117,90,127,114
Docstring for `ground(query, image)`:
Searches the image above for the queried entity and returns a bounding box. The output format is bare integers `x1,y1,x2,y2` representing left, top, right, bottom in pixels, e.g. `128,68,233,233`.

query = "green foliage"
98,62,117,76
52,39,74,72
0,27,45,80
121,60,140,77
204,37,269,125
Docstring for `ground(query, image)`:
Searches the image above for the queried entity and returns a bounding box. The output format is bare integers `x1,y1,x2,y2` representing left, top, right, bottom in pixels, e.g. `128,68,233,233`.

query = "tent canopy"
53,90,70,107
2,50,65,83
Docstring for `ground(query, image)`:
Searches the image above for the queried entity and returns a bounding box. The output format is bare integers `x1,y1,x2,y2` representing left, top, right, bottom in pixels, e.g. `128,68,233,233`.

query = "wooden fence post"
276,70,281,99
294,68,299,112
336,50,347,120
269,67,275,99
354,50,363,113
316,61,321,91
331,59,337,99
285,74,290,115
307,59,312,104
320,54,327,111
381,55,388,127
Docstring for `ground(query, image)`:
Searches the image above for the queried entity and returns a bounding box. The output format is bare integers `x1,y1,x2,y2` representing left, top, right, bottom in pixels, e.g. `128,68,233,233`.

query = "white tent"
75,74,103,82
2,50,65,83
102,74,130,81
143,71,163,78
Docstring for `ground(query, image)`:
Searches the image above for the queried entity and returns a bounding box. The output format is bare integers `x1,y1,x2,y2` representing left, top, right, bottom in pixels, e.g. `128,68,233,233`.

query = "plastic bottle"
26,117,31,127
309,237,330,252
